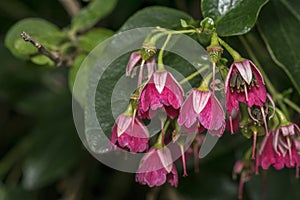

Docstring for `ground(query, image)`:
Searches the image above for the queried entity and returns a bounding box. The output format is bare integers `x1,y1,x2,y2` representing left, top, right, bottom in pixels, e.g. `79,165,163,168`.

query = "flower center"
229,72,259,94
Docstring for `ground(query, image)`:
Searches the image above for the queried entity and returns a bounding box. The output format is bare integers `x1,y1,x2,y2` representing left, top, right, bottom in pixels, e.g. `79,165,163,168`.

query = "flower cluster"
110,41,228,187
108,25,300,199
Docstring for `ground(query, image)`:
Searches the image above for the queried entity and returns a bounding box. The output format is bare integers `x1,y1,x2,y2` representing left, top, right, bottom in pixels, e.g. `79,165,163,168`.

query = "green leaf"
30,55,54,66
201,0,269,36
78,28,114,52
5,18,65,60
180,19,188,28
71,0,117,32
258,0,300,94
119,6,193,31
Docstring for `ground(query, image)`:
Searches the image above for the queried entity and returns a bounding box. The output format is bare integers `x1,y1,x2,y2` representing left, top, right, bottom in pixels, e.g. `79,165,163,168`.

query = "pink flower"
110,114,149,153
135,148,178,187
126,52,156,88
177,89,225,137
225,59,267,115
138,71,184,119
256,132,276,170
257,124,300,171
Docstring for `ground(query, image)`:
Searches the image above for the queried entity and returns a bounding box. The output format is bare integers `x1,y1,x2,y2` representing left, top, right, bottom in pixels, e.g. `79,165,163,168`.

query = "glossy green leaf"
5,18,65,60
79,28,114,52
71,0,117,32
201,0,269,36
119,6,193,31
258,0,300,94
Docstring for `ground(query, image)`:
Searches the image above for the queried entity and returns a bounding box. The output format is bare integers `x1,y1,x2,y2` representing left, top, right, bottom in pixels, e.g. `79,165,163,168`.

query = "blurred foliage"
1,0,300,200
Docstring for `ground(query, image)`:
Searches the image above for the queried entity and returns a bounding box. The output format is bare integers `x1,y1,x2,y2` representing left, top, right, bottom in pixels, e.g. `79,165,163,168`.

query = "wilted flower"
110,113,149,153
138,71,184,119
177,89,225,137
135,147,178,187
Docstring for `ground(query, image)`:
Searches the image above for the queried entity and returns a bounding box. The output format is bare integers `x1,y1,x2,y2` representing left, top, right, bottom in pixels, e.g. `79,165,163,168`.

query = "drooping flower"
257,123,300,174
225,59,267,115
256,132,276,170
135,147,178,187
177,89,225,137
138,71,184,119
110,113,149,153
126,52,156,80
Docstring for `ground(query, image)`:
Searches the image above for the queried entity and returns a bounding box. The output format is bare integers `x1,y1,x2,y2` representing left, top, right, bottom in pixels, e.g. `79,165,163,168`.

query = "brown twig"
59,0,81,17
20,31,62,66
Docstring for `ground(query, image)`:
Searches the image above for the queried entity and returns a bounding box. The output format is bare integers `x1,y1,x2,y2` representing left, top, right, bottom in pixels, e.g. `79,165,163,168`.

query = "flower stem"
154,119,171,149
123,103,133,116
275,108,290,126
171,29,197,34
179,65,209,84
157,34,172,71
210,32,219,47
198,72,212,91
180,144,188,177
218,37,243,62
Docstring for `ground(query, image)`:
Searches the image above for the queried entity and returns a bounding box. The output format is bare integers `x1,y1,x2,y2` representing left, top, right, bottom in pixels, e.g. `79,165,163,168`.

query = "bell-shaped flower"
135,147,178,187
138,71,184,119
225,59,267,115
177,89,225,137
257,123,300,172
110,113,149,153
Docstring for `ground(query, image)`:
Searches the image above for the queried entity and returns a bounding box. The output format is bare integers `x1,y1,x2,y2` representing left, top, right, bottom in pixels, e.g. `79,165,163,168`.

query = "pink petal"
157,147,173,173
249,60,265,84
126,52,142,76
154,71,167,94
225,64,234,95
164,106,179,119
193,89,211,114
167,164,178,187
136,168,167,187
177,91,198,128
146,57,156,80
165,72,184,101
116,115,132,137
199,94,225,135
137,149,164,173
138,71,183,119
235,60,252,85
